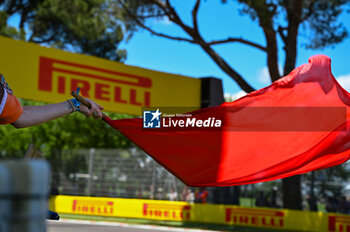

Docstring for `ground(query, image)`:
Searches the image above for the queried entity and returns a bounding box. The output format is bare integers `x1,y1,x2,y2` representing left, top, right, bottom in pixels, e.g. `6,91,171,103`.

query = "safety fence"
48,148,350,209
49,195,349,232
49,148,186,200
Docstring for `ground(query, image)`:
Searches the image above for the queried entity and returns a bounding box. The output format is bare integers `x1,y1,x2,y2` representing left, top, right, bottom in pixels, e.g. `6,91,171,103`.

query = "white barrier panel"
0,160,50,232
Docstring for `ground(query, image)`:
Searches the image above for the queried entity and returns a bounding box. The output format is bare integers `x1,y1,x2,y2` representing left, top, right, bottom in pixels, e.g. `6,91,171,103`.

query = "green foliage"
0,0,127,61
114,0,164,37
0,99,133,159
0,1,146,193
0,11,22,39
305,165,350,199
118,0,350,209
0,1,139,156
237,0,349,49
302,0,349,49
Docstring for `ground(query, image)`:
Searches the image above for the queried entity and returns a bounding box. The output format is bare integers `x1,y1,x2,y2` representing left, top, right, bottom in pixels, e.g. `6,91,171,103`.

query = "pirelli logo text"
225,208,284,228
72,199,114,216
329,215,350,232
38,57,152,106
143,203,191,220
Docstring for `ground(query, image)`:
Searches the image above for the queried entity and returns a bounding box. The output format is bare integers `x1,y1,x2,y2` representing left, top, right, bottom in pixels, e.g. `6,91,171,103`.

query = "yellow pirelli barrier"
49,195,349,231
0,36,201,115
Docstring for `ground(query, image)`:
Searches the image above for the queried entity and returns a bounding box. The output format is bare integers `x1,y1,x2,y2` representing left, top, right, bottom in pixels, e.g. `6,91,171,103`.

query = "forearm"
11,101,72,128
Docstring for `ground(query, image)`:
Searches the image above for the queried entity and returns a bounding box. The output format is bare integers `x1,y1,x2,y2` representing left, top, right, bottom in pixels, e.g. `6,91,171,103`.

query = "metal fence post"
87,148,95,196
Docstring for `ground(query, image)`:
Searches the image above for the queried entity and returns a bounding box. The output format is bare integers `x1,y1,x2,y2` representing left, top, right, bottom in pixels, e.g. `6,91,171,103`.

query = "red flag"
105,55,350,186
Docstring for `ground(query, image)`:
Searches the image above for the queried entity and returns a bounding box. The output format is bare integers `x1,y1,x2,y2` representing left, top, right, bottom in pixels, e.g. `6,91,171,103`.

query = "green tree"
118,0,349,209
0,0,142,189
0,0,136,151
0,0,126,61
304,165,350,211
0,99,133,184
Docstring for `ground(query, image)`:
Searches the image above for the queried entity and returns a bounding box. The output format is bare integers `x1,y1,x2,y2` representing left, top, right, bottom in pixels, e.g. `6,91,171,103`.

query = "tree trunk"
281,0,303,210
262,26,280,82
282,175,302,209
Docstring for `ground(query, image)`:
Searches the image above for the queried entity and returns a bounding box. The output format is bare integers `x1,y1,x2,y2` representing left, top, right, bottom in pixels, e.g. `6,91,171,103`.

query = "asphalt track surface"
47,219,220,232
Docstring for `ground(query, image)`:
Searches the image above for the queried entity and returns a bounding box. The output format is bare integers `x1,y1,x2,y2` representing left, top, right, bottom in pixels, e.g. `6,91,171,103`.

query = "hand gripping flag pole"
71,90,116,129
72,55,350,187
71,91,108,119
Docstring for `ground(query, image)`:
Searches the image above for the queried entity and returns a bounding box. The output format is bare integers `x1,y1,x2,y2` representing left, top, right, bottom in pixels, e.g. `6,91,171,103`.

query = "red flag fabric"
105,55,350,186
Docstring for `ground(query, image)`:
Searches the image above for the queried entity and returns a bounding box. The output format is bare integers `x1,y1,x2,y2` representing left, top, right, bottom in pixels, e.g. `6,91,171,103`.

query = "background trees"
0,0,126,60
117,0,349,209
0,0,134,153
0,0,133,184
1,0,349,210
0,99,132,185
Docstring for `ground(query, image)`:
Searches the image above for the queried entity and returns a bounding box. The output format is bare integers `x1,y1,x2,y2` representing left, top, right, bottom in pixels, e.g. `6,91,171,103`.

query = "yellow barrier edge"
49,195,348,231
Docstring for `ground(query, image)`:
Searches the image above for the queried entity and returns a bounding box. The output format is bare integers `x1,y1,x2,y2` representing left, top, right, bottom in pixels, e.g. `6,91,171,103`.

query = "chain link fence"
46,148,350,210
48,148,187,201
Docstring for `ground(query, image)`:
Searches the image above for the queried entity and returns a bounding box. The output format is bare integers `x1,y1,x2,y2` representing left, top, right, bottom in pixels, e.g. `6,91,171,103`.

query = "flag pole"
71,91,107,120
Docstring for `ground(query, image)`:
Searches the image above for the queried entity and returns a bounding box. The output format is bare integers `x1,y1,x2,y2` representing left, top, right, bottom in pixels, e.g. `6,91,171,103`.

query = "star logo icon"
150,109,161,122
143,109,162,128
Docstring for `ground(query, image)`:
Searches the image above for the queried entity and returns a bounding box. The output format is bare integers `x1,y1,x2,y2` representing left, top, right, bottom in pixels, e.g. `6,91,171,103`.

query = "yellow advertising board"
50,195,349,232
0,36,201,115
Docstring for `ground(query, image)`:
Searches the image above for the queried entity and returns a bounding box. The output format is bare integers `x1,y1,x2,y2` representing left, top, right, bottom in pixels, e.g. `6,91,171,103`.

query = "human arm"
0,74,103,128
11,99,104,129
